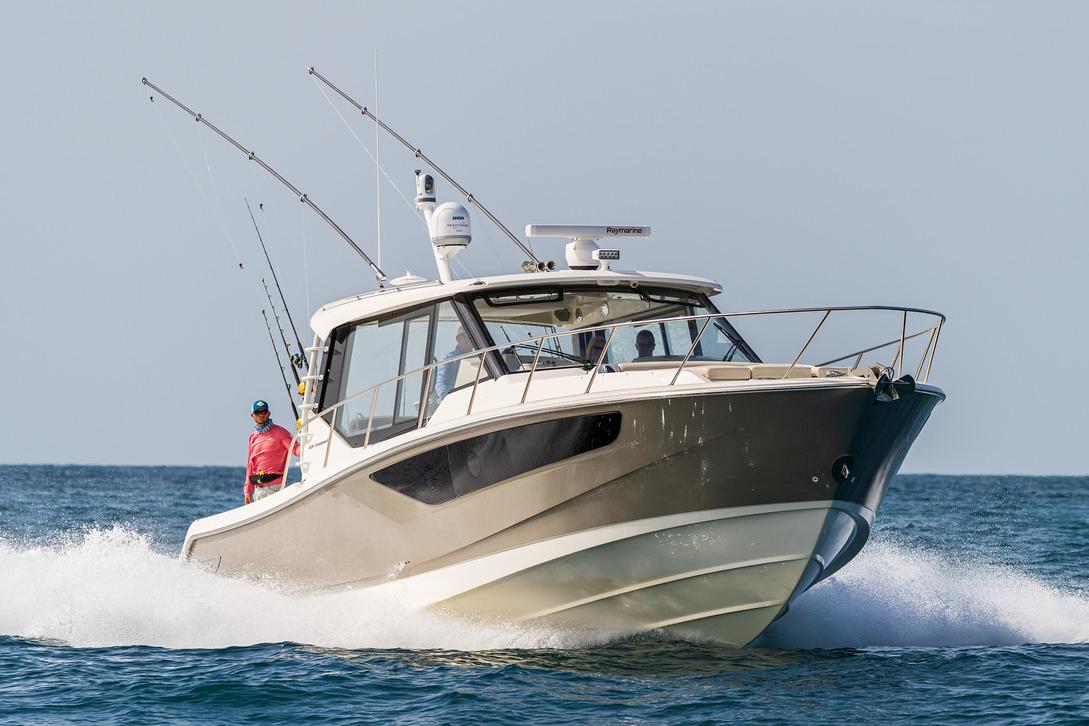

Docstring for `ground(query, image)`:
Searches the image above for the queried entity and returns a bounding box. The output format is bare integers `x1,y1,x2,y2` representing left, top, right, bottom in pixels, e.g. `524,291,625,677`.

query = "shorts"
252,483,283,501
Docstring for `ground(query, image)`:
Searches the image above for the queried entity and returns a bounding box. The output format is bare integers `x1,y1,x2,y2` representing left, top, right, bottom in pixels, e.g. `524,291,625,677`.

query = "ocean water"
0,466,1086,724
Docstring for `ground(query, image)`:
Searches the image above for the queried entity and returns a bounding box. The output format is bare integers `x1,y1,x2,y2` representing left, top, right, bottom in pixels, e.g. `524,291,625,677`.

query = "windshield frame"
466,285,760,373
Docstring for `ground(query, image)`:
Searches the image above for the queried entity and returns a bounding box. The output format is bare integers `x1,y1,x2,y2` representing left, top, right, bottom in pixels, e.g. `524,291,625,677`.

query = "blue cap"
252,400,269,413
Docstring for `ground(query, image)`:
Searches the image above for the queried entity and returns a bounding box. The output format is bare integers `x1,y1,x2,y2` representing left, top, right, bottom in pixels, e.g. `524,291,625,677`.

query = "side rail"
283,305,944,481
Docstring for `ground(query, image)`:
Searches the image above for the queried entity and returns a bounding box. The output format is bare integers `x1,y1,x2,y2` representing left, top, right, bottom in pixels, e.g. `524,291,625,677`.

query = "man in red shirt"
244,400,299,504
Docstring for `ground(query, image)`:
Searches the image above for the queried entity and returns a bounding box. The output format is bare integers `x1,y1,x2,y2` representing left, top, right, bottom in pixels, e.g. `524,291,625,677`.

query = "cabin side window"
318,301,488,446
430,301,491,402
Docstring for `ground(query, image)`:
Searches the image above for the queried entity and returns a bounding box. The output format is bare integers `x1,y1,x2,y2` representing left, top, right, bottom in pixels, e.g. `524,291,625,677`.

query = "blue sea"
0,466,1086,724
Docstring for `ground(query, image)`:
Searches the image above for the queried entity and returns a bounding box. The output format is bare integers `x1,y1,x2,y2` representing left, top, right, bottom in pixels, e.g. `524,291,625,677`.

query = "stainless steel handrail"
281,305,945,482
816,325,936,367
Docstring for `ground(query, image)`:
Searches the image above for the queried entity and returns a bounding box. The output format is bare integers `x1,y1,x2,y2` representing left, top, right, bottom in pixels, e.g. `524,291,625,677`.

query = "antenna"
415,171,471,283
374,51,382,270
307,66,544,267
142,76,388,287
526,225,650,270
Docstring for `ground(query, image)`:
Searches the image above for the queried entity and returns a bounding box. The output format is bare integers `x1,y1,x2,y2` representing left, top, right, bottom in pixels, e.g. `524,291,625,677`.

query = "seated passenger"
435,327,474,400
634,330,657,360
584,335,607,365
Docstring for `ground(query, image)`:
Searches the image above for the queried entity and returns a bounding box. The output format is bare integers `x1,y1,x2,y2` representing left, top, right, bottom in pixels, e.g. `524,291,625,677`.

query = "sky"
1,2,1086,473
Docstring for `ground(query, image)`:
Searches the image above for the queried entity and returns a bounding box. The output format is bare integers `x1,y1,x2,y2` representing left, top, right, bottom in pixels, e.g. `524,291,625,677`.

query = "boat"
157,74,946,646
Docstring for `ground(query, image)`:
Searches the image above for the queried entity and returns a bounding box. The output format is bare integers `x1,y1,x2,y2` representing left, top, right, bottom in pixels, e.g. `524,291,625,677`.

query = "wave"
2,528,1085,651
0,526,593,650
759,539,1089,649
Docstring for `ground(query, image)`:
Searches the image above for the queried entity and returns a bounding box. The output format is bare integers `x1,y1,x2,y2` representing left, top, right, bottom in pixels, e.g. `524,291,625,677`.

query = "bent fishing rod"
261,309,300,421
260,278,302,387
141,77,388,287
245,196,305,363
307,66,543,267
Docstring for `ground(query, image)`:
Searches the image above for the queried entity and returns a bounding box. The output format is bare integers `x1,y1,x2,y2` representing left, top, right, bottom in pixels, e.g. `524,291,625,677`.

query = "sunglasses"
253,410,270,415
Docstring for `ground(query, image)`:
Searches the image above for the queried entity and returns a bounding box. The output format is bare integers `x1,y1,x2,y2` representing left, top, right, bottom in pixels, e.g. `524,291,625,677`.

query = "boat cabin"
307,270,758,447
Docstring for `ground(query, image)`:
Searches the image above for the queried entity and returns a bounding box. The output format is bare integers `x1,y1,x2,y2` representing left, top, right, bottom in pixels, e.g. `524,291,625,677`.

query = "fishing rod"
260,277,303,387
141,76,388,287
245,196,305,364
307,66,543,267
261,309,300,421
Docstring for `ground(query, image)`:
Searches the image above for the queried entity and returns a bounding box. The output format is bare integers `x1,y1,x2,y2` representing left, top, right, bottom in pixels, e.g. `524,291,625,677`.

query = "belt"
249,473,283,486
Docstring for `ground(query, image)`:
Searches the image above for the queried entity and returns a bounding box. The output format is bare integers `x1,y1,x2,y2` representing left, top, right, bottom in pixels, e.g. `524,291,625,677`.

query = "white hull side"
372,500,855,646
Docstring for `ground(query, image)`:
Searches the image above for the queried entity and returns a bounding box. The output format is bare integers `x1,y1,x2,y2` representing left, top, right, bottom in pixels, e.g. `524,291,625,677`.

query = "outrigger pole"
245,196,305,366
261,309,301,421
141,77,388,287
307,66,543,267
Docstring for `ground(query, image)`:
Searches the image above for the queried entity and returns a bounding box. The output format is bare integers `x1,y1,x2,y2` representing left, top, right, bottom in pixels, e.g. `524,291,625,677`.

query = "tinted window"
372,412,622,504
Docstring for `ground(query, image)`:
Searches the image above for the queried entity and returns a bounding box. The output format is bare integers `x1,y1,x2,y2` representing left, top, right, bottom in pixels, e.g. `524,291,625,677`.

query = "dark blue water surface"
1,466,1087,724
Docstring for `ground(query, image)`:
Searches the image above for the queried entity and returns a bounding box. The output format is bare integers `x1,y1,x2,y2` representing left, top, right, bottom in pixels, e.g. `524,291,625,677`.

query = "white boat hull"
373,501,845,646
184,382,941,646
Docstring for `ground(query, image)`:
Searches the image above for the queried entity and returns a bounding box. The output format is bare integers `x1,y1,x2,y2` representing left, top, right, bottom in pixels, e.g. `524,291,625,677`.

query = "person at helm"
243,400,299,505
635,329,657,359
435,327,475,400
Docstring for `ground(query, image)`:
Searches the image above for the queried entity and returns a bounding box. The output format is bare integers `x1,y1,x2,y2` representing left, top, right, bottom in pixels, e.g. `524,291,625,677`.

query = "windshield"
471,287,757,372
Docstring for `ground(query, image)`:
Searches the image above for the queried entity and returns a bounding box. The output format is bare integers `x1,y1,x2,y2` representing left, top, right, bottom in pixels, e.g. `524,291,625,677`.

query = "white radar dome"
429,202,472,249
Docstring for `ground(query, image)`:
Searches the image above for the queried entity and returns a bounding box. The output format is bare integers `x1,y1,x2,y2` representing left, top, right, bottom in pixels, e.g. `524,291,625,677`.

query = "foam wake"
758,538,1089,649
0,526,596,650
3,528,1086,651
